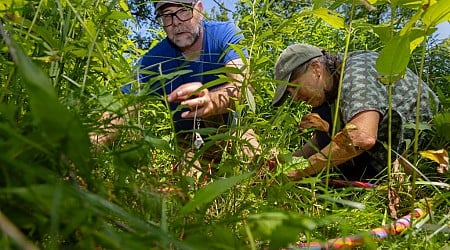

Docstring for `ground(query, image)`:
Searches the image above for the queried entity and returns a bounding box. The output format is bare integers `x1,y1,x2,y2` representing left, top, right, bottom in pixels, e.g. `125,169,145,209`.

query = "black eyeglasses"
156,5,195,27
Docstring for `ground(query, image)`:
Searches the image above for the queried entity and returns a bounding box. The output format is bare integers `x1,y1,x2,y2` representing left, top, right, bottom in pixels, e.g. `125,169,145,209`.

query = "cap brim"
272,83,288,107
154,0,194,12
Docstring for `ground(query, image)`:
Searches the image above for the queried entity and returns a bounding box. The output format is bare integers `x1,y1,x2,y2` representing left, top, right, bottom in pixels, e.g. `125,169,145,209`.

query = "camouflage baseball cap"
154,0,196,12
272,44,322,106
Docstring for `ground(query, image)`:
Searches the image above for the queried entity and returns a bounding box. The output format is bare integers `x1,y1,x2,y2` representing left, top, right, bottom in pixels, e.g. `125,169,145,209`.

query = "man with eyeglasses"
94,0,258,181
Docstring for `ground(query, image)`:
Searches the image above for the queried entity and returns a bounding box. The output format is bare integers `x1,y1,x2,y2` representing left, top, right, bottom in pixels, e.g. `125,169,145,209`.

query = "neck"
323,54,342,102
325,75,338,102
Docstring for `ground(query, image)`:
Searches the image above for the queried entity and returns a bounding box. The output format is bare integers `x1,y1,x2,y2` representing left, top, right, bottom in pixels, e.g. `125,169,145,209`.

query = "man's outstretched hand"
89,112,123,146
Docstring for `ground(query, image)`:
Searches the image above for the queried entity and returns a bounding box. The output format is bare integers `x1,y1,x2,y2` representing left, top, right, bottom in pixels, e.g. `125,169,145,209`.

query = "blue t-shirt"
122,21,248,132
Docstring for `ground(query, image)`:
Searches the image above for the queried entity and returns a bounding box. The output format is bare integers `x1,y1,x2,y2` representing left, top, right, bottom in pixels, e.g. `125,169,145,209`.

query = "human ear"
310,60,322,78
195,1,204,13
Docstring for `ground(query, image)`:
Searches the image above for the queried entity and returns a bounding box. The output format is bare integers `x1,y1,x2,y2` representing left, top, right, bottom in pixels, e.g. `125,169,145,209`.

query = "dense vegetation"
0,0,449,249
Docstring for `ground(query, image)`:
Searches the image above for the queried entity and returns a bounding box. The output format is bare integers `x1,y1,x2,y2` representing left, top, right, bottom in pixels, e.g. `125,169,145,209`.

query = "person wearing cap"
91,0,258,179
272,44,439,181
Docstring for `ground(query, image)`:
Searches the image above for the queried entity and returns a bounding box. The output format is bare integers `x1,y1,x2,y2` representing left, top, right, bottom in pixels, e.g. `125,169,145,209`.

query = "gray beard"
171,25,201,49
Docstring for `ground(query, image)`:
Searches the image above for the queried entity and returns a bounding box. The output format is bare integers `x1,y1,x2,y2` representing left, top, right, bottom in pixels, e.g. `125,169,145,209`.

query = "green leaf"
106,11,132,20
2,28,91,171
248,212,289,237
194,66,243,76
144,136,176,155
372,24,393,43
316,194,365,209
408,29,427,51
376,35,411,78
312,0,328,10
199,76,234,90
98,95,122,112
398,0,427,8
247,212,317,249
4,14,59,49
312,8,345,29
245,87,256,112
403,122,433,131
421,0,450,27
180,172,253,215
434,112,450,140
84,19,97,41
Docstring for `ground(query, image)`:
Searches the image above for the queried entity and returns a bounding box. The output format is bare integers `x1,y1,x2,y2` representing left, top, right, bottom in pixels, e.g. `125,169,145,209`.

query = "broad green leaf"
421,0,450,27
84,19,97,41
312,8,345,29
247,212,317,249
248,212,289,236
106,11,132,20
376,35,411,77
372,24,393,43
400,9,424,36
407,28,428,51
180,172,253,215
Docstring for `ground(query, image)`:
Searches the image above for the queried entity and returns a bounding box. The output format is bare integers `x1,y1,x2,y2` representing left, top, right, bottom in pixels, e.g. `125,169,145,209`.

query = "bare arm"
293,135,321,158
89,105,139,145
288,110,381,180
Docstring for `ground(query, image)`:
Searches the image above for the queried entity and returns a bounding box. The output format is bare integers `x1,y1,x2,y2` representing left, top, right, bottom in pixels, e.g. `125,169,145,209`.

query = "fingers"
298,113,329,132
181,101,207,118
181,97,205,107
167,82,203,102
167,82,216,118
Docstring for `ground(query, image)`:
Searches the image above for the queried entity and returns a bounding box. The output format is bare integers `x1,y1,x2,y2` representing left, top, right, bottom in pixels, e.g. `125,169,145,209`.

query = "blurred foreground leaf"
180,172,253,215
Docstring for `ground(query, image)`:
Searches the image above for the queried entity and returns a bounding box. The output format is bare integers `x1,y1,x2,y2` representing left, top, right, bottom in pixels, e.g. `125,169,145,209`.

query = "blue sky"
436,22,450,40
201,0,236,12
202,0,449,41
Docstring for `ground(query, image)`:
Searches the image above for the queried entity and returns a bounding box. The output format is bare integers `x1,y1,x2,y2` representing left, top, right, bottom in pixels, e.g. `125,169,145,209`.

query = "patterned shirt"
314,51,439,180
